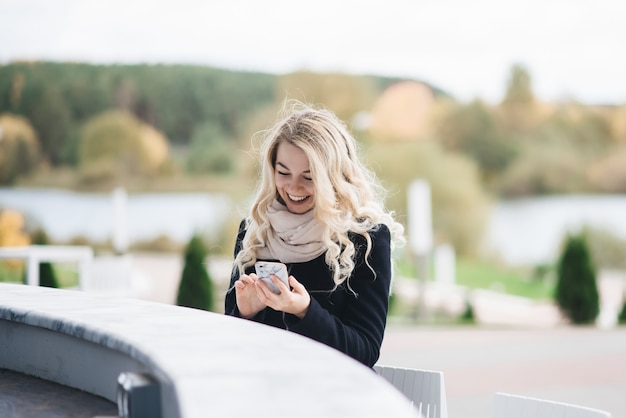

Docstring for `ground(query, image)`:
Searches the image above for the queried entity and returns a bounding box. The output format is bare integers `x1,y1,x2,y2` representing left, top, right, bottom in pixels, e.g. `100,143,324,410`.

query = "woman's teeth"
289,194,307,202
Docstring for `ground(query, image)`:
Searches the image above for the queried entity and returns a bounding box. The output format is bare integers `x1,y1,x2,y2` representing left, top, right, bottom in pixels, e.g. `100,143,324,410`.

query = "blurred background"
1,0,626,416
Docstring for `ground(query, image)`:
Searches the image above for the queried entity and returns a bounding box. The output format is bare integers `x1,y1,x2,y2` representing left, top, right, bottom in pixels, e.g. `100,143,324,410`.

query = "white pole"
27,254,39,286
112,187,129,255
408,179,433,321
408,180,433,256
434,244,456,286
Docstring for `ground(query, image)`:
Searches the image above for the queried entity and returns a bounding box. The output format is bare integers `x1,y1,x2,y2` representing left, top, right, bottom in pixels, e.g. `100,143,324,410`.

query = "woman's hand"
256,275,311,319
234,273,266,318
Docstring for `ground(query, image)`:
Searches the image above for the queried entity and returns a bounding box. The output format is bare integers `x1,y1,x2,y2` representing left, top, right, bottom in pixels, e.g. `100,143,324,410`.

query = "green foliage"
459,299,476,324
366,140,490,257
79,110,144,181
0,62,277,168
0,263,24,283
618,298,626,325
2,61,626,199
555,232,600,324
502,63,535,105
27,86,72,165
176,235,214,311
78,109,169,183
186,121,234,174
33,229,59,288
455,258,554,300
0,113,40,184
437,100,517,188
496,144,590,197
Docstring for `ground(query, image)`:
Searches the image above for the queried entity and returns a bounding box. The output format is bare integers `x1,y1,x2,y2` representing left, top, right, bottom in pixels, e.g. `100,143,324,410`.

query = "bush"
33,229,59,288
619,298,626,325
0,113,40,185
176,235,214,311
554,232,600,324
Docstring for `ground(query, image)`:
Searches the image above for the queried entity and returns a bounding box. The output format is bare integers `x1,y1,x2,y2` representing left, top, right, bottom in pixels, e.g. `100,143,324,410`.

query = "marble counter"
0,283,418,418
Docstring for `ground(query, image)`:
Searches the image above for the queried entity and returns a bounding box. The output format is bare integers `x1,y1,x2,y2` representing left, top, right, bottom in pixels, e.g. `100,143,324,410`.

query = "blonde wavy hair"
235,101,404,289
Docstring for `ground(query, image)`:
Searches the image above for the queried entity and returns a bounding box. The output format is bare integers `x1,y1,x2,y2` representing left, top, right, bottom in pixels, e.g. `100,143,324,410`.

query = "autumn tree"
276,71,376,124
368,81,436,141
499,64,541,134
0,209,31,276
79,110,169,184
0,113,40,184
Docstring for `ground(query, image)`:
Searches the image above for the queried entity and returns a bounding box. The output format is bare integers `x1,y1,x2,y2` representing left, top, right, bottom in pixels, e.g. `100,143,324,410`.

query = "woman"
225,101,404,367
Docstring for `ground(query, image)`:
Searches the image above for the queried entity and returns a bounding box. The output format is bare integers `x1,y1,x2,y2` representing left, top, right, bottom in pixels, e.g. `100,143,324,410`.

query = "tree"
79,110,169,183
276,71,376,124
499,64,541,134
186,121,235,174
502,64,534,105
27,86,72,166
555,232,600,324
0,209,31,275
0,113,40,184
176,235,214,311
437,100,517,187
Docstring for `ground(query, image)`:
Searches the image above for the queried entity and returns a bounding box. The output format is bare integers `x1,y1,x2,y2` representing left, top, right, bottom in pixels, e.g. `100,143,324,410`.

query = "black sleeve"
223,219,269,324
224,219,246,317
286,224,392,367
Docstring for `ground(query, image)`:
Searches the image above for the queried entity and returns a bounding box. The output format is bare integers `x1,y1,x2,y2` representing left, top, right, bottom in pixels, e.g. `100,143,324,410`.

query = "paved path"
379,324,626,418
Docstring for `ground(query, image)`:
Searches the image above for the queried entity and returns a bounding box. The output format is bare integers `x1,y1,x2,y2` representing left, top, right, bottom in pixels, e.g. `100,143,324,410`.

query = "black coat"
225,221,392,367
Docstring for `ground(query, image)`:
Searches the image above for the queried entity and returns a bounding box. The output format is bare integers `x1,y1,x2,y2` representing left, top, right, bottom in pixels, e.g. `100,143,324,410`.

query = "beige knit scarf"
254,199,326,263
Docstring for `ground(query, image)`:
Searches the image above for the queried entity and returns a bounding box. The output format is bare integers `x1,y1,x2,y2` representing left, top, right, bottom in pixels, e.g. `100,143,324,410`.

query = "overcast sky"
1,0,624,105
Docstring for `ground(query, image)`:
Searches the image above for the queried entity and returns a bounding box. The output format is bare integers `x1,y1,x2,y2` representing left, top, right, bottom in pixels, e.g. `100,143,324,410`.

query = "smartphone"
254,261,289,294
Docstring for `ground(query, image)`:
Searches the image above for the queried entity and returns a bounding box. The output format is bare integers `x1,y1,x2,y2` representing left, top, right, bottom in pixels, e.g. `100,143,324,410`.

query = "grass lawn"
455,258,555,300
395,255,555,301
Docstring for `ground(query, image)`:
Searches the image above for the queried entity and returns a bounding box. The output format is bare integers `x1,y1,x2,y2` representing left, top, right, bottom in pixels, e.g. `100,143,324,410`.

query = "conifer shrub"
459,298,476,324
618,296,626,325
33,229,59,288
554,232,600,324
176,235,214,311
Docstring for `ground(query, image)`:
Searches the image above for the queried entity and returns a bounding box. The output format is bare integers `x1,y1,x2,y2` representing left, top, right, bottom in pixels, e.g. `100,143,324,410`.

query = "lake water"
485,194,626,265
0,188,233,245
1,188,625,265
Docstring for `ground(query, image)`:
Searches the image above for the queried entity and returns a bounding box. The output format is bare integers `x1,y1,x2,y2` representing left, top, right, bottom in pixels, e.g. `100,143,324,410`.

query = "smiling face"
274,141,315,214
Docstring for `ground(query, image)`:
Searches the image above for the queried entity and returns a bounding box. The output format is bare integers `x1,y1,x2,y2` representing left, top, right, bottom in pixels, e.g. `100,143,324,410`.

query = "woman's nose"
288,177,303,189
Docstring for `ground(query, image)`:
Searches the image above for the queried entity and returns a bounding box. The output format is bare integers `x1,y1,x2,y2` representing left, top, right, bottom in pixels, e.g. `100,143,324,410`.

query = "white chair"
374,365,448,418
494,392,611,418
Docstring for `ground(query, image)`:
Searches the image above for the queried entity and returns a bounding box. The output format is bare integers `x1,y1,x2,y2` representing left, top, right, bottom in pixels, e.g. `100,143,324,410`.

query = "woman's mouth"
288,194,309,203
